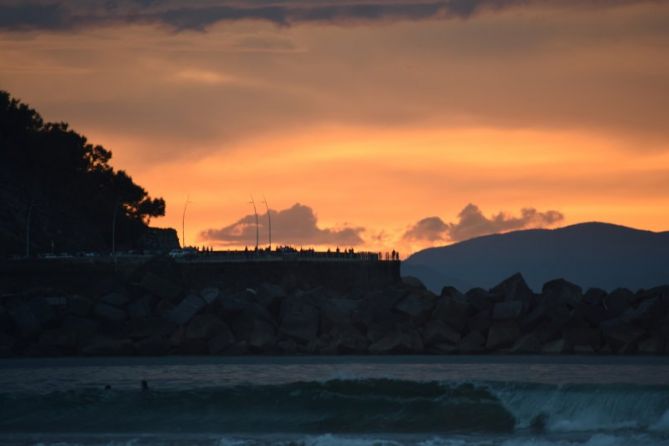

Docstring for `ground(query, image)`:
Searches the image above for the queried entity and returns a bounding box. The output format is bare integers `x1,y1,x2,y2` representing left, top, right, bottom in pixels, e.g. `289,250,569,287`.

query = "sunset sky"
1,0,668,256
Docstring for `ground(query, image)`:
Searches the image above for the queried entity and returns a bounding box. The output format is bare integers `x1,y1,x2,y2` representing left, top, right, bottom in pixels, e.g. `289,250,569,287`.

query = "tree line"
0,90,166,256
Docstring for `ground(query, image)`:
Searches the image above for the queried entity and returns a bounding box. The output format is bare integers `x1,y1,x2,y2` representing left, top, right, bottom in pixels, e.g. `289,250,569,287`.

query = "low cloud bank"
201,203,364,247
403,203,564,243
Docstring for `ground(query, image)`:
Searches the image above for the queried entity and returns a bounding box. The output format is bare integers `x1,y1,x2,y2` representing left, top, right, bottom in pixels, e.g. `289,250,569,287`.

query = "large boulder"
325,327,368,354
127,317,176,340
564,327,601,350
100,292,129,307
601,324,646,352
369,329,423,354
490,273,534,312
511,334,542,353
0,333,15,357
467,309,493,334
542,338,569,354
139,272,181,301
401,276,426,290
186,314,228,340
466,288,496,311
542,279,582,309
486,320,520,350
208,330,236,354
604,288,635,318
279,296,319,344
134,336,170,356
93,303,127,322
166,294,206,325
394,291,436,321
200,287,221,304
66,296,93,317
318,298,358,334
81,336,133,356
9,304,42,338
432,296,469,332
422,320,461,346
38,329,77,354
62,315,99,340
127,295,154,320
492,301,523,321
459,331,486,353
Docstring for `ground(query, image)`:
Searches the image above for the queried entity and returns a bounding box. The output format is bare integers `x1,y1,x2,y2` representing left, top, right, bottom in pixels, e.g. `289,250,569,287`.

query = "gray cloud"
402,216,449,242
403,204,564,243
200,202,365,246
0,0,656,32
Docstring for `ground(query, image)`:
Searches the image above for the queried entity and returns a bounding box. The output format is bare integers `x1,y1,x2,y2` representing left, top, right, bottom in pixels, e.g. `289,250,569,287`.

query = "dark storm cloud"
201,203,365,246
0,0,656,32
403,203,564,243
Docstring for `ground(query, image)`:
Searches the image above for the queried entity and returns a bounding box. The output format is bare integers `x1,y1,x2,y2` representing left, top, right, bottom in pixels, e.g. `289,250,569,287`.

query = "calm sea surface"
0,355,668,446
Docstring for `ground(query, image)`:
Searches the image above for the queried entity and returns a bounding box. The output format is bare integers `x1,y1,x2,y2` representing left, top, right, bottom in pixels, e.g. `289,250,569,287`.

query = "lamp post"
262,196,272,250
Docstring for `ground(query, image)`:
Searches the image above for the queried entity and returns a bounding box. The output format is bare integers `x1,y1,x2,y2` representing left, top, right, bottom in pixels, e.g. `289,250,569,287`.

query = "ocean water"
0,356,668,446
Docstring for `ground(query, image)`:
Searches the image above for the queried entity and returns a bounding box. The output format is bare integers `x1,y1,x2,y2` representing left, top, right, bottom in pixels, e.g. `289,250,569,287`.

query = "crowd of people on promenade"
185,245,400,261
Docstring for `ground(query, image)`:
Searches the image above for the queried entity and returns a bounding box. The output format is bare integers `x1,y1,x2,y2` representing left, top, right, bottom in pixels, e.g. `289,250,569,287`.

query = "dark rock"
637,337,664,355
467,309,492,334
139,272,181,301
231,316,276,352
175,339,209,355
432,296,469,332
564,327,601,350
490,273,534,311
319,298,358,333
521,304,550,332
255,283,286,313
127,317,176,339
186,314,227,340
134,336,170,356
401,276,426,290
486,320,521,350
466,288,496,311
0,306,11,333
66,296,93,317
422,320,461,346
93,303,127,322
492,301,523,321
62,315,98,339
101,292,129,307
277,338,298,354
511,334,542,353
208,330,236,354
395,291,436,321
225,341,249,355
584,288,607,306
166,294,206,325
279,297,319,344
199,287,221,304
602,325,646,352
604,288,635,318
81,336,134,356
127,295,153,320
325,327,368,354
9,304,42,338
618,298,662,325
542,338,569,354
542,279,582,308
459,331,486,353
532,320,564,344
38,329,77,353
440,286,464,299
0,332,15,356
368,329,423,354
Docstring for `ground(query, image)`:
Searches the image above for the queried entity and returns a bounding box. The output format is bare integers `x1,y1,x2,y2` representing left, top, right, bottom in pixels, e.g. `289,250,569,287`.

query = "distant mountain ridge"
402,222,669,293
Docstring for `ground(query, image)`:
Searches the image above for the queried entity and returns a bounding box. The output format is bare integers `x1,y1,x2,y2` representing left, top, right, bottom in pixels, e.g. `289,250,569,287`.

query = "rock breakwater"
1,259,668,356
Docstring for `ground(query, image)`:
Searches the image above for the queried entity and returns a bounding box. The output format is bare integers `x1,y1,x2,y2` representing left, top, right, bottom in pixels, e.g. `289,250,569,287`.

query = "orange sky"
1,1,668,255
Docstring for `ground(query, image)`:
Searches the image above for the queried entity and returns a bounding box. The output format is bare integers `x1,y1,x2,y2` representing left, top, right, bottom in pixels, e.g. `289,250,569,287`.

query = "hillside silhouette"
403,222,669,292
0,91,170,256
